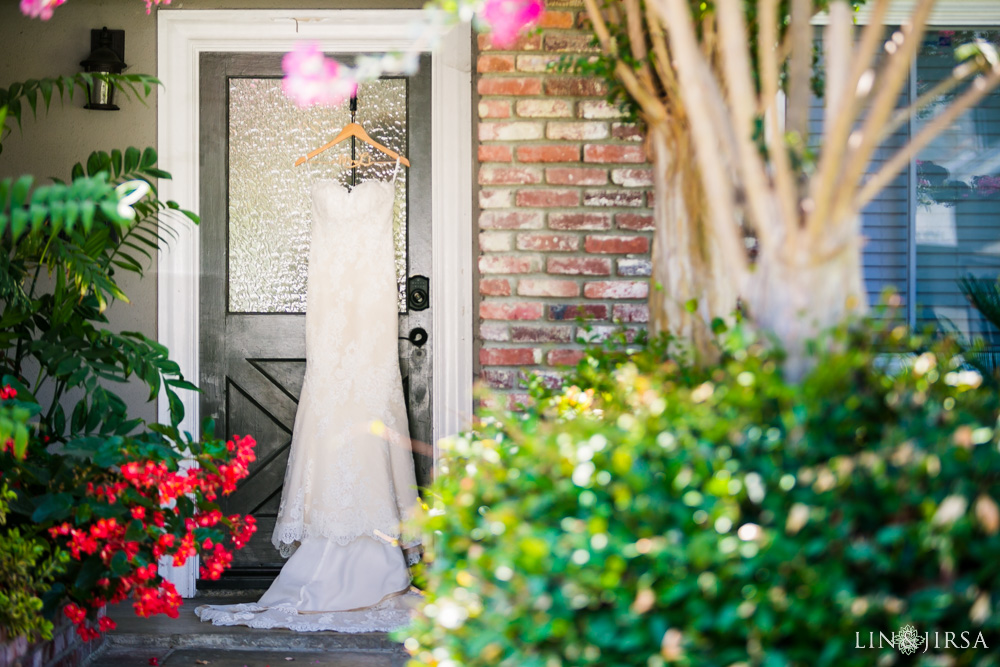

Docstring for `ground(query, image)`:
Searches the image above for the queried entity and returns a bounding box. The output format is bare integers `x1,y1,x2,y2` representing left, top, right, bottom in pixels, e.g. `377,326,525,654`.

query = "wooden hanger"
294,121,411,168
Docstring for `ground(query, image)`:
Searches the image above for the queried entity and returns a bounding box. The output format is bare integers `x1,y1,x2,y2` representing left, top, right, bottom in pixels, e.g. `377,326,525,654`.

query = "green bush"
402,321,1000,666
0,466,67,642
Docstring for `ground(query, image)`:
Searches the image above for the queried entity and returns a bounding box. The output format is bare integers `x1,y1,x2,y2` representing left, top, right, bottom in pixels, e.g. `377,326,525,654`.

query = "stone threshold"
85,595,406,666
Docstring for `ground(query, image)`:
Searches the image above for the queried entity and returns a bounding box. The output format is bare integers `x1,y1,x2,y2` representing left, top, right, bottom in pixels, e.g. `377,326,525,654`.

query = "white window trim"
814,0,1000,25
156,9,474,597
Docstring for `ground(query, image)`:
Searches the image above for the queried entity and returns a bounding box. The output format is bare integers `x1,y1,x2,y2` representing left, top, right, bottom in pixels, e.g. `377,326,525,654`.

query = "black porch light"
80,27,127,110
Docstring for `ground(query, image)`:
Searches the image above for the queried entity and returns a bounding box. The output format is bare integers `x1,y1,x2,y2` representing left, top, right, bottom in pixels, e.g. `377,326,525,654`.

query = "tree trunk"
743,229,868,379
648,128,741,362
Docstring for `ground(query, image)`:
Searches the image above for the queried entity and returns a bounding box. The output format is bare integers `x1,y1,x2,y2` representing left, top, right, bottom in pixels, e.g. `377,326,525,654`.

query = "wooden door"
198,52,432,588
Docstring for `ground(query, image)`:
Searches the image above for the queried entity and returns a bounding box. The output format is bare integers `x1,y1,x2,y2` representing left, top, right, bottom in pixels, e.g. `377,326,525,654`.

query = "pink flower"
282,42,358,108
143,0,172,14
19,0,67,20
480,0,545,48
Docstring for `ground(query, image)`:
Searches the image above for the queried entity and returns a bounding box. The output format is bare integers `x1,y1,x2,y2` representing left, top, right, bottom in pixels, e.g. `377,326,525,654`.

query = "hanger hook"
349,93,357,124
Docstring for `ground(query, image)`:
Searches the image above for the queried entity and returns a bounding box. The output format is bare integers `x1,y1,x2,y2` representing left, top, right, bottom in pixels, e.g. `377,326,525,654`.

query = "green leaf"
31,492,74,523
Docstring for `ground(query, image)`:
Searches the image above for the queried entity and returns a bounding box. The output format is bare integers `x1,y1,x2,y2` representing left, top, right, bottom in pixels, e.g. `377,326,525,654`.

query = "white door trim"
156,9,474,596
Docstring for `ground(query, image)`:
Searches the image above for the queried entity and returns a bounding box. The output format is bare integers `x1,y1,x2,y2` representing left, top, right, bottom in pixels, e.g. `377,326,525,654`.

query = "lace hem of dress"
194,591,420,633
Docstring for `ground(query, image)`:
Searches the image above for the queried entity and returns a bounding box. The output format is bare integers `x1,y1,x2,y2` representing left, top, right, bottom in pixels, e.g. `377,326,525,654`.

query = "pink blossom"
282,42,358,108
143,0,172,14
19,0,67,20
480,0,545,48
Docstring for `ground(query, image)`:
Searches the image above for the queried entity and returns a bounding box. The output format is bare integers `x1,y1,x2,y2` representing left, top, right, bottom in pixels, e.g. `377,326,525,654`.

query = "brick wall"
475,0,654,406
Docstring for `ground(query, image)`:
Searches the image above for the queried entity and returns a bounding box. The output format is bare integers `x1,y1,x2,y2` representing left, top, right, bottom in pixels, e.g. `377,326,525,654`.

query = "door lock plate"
407,275,430,311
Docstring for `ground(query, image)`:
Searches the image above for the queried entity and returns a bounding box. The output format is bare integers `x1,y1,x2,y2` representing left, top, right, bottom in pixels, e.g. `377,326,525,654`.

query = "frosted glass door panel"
228,77,408,313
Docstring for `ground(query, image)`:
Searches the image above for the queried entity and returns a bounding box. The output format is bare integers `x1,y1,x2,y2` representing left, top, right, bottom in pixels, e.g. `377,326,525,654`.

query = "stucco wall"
0,0,424,423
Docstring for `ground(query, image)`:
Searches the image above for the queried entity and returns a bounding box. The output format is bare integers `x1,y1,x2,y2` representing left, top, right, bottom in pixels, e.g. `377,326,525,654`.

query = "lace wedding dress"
196,170,421,632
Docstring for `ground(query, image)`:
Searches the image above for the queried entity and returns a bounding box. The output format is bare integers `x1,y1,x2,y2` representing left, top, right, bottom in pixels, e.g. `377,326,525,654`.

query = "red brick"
611,168,654,187
478,55,516,73
481,368,517,389
544,34,599,53
548,348,585,366
479,189,513,209
516,99,573,117
520,369,567,389
480,347,542,365
516,55,563,73
546,167,608,186
517,279,580,297
548,304,609,320
583,144,647,163
617,213,655,230
481,322,510,341
479,255,542,274
548,212,612,230
544,77,607,97
479,210,543,229
480,302,544,320
480,278,511,296
479,122,544,141
547,256,612,275
516,144,580,163
583,281,650,299
539,10,575,28
505,392,534,410
579,100,628,119
477,32,542,51
516,233,579,252
479,231,513,252
613,303,650,323
617,258,653,276
584,235,650,254
511,325,574,343
478,100,511,119
647,190,656,207
583,190,645,207
479,166,543,185
547,122,609,141
479,145,513,163
612,122,645,141
516,189,580,207
477,77,543,96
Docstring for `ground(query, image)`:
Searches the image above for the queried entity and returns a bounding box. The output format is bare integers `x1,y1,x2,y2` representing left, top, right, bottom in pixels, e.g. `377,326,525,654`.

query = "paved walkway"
87,596,407,667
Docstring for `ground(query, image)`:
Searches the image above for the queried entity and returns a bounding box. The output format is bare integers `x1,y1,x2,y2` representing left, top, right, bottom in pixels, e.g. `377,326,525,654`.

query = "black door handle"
400,327,428,347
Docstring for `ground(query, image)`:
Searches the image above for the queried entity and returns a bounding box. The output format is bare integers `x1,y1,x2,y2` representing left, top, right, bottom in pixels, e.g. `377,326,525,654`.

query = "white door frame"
156,9,474,596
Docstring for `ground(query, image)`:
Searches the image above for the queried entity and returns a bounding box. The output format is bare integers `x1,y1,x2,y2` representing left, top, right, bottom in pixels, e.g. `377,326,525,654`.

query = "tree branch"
785,0,814,152
836,0,937,221
806,0,891,235
855,67,1000,209
651,0,749,282
758,0,799,243
717,0,781,248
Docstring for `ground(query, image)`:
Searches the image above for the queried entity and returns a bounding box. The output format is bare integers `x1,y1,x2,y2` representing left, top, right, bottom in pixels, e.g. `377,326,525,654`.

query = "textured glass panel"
228,77,408,313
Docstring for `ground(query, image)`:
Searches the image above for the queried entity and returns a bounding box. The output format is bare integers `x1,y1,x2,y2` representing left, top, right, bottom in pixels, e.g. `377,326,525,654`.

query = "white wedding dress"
196,171,421,632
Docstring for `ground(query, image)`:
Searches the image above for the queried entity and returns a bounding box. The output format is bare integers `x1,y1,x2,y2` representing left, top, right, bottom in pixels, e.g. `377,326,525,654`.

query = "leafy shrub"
0,404,67,642
0,74,259,641
403,321,1000,666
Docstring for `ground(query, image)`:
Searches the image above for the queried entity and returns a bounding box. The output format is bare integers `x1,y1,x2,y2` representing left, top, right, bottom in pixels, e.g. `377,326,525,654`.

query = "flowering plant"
1,72,257,638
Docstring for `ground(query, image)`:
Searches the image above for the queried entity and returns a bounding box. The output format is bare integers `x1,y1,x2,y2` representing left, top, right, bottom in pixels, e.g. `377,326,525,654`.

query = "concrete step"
89,646,408,667
90,596,406,658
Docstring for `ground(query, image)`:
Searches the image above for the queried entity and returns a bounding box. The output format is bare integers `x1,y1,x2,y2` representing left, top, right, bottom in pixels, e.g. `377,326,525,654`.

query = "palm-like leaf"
0,73,160,154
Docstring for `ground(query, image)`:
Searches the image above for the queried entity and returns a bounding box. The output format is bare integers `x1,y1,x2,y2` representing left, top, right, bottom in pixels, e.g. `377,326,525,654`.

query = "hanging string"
349,93,358,188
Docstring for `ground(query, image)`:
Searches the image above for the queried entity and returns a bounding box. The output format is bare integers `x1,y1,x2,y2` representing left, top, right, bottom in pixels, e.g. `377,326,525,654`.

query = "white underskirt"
194,536,419,632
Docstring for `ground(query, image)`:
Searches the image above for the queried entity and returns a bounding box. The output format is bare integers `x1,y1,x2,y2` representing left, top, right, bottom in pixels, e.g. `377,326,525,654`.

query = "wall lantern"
80,27,127,110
